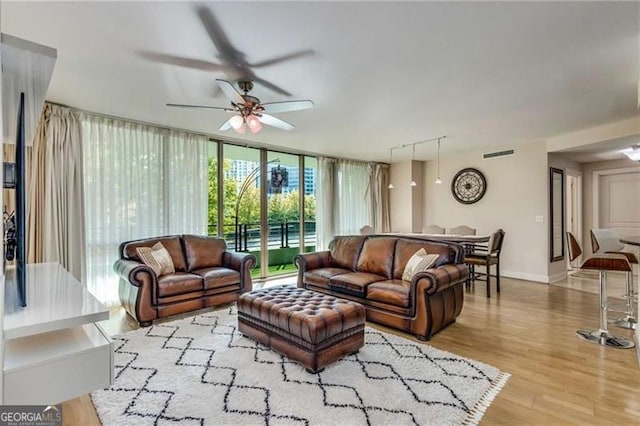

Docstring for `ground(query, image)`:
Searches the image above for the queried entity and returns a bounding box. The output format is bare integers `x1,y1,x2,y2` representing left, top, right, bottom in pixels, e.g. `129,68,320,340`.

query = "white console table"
3,263,113,405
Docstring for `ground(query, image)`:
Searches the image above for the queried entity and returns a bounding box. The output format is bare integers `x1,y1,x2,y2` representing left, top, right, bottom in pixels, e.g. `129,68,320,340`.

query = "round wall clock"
451,168,487,204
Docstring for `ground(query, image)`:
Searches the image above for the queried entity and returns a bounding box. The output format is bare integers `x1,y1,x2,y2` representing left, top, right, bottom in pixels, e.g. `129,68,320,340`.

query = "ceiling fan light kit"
168,79,313,135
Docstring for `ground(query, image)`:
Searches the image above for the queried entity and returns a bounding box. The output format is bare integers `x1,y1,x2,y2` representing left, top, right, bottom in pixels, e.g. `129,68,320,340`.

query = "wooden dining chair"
447,225,477,236
424,225,445,234
464,229,505,298
359,225,374,235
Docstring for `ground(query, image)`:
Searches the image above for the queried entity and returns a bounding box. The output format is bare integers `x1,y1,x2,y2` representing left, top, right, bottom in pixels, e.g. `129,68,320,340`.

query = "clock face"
451,168,487,204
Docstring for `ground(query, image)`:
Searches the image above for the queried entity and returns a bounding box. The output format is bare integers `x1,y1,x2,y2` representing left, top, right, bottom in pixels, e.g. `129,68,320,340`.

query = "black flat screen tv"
14,92,27,307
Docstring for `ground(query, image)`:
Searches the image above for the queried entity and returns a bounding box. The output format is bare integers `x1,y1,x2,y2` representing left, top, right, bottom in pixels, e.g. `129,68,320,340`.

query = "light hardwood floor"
63,275,640,425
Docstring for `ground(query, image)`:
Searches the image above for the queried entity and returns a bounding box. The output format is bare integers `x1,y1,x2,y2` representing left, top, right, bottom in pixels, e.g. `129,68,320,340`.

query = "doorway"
566,171,582,269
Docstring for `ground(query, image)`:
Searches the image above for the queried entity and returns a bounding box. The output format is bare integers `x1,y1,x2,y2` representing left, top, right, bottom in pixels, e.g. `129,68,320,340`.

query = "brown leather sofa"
114,234,256,326
295,235,469,340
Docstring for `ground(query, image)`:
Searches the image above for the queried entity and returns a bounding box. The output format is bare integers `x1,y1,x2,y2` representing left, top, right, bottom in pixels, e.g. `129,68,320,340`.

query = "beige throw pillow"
402,248,439,281
136,242,175,277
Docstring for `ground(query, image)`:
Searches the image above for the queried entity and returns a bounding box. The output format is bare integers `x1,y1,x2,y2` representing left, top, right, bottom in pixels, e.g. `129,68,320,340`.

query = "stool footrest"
576,329,635,349
608,317,637,330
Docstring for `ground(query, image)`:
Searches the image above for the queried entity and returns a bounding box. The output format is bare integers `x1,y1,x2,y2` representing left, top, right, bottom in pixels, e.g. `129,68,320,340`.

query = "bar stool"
567,232,635,348
590,229,637,330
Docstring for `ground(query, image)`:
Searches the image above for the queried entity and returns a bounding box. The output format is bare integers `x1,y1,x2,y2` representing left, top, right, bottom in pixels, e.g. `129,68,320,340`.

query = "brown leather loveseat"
114,234,256,326
295,235,469,340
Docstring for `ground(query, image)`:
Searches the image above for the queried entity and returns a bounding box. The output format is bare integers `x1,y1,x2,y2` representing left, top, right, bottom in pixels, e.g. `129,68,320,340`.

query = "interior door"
566,174,582,267
599,171,640,240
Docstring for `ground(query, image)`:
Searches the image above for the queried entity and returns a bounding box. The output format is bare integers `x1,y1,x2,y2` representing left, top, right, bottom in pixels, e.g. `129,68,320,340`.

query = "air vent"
483,149,515,160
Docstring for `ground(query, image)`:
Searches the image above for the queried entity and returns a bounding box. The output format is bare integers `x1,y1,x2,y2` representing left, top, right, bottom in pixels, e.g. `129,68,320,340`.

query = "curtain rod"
45,101,385,165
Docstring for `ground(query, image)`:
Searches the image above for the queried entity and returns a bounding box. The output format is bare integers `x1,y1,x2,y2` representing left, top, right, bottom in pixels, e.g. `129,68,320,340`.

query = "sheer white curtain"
316,157,370,249
335,160,369,235
166,130,208,235
82,116,209,305
82,116,165,304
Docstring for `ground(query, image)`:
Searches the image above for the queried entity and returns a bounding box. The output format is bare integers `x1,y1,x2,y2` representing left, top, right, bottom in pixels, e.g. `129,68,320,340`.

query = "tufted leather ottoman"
237,286,365,373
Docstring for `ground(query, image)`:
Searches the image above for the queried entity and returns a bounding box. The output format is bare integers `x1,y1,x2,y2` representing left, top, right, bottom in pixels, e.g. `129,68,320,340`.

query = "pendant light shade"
387,135,446,188
229,114,244,130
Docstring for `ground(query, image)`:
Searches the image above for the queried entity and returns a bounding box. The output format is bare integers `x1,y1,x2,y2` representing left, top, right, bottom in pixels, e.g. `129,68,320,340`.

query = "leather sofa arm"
113,259,158,325
294,251,332,272
113,259,156,286
223,251,257,292
413,264,469,295
295,251,331,288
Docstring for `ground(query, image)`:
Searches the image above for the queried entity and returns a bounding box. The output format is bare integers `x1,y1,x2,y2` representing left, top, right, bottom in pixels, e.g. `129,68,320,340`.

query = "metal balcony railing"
208,220,317,253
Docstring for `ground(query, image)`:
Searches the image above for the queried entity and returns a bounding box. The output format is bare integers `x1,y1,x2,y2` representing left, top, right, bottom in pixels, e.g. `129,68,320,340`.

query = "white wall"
389,160,414,233
408,141,550,282
547,154,583,281
410,160,424,233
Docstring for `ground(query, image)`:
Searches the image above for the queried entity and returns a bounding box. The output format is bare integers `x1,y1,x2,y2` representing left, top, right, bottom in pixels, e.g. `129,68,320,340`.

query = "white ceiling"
2,1,639,161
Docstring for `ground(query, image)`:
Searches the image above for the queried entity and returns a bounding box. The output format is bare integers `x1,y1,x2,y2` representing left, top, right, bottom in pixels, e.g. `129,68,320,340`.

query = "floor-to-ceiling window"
207,141,219,236
304,156,317,252
266,152,300,276
222,143,262,275
209,143,317,279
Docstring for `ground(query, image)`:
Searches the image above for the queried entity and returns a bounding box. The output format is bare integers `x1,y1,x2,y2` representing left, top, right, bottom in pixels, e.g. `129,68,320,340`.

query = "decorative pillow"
136,242,175,277
402,248,439,281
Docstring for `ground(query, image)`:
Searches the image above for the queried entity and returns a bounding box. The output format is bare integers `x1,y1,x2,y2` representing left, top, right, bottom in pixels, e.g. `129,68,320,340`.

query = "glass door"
266,152,300,276
303,156,317,252
222,144,262,276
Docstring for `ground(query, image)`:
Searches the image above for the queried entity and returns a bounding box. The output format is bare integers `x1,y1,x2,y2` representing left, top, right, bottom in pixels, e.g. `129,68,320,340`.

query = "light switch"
535,216,544,223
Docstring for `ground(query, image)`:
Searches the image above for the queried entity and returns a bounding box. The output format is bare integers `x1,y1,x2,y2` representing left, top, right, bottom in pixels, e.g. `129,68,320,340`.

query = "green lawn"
250,263,298,278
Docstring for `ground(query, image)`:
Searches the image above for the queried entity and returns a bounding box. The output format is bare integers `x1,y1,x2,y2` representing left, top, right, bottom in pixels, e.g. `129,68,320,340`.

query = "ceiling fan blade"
250,49,315,68
218,118,233,131
139,51,227,72
166,103,233,111
261,100,314,114
196,7,240,60
252,77,291,97
216,79,245,105
259,113,294,131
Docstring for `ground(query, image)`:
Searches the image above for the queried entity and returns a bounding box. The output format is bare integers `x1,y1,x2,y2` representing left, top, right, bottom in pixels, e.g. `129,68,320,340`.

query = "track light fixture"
387,135,447,189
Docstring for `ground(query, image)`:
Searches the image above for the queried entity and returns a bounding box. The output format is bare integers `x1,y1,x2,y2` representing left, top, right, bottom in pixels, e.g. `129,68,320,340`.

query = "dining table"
385,233,490,243
384,233,491,254
620,236,640,366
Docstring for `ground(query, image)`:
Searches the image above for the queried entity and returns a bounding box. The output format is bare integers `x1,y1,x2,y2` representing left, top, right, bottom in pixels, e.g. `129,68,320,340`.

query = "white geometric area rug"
92,306,510,426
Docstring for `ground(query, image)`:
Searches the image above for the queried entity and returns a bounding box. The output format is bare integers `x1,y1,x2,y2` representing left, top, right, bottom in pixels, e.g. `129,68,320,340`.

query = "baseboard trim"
500,270,549,284
548,271,568,284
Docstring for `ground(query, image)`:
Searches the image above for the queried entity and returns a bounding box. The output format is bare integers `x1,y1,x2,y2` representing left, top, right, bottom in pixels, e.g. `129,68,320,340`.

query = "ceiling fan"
167,79,314,134
139,7,314,97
